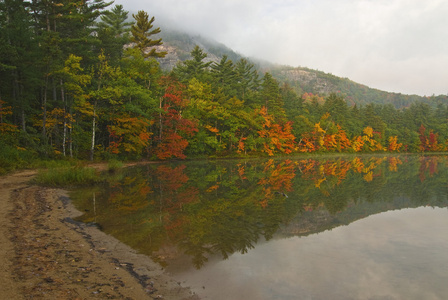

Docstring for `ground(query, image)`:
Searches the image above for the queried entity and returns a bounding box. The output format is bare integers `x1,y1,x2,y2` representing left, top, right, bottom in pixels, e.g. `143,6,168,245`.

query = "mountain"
269,66,443,108
155,28,448,109
156,28,244,70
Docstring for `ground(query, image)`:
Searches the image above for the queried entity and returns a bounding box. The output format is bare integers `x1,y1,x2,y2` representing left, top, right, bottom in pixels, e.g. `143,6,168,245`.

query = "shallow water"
70,155,448,299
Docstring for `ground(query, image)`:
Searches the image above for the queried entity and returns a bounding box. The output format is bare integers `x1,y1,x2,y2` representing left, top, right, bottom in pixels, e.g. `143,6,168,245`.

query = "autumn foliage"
1,0,447,163
258,107,296,156
107,115,152,155
155,77,198,159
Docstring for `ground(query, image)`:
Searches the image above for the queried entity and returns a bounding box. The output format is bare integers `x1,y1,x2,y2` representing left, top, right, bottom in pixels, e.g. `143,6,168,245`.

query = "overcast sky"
113,0,448,96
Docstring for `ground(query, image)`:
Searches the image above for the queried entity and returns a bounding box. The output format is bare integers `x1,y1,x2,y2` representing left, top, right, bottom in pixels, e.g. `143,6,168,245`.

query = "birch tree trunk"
61,80,66,156
90,102,96,161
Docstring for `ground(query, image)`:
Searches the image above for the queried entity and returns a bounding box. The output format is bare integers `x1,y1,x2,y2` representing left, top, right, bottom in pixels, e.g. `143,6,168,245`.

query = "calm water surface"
70,155,448,299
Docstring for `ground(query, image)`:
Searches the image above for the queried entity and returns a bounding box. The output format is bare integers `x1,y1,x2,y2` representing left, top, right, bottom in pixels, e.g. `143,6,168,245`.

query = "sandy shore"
0,170,199,300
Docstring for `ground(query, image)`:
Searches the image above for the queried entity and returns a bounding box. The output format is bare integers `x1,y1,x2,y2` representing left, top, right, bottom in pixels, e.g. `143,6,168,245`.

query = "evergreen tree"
281,83,304,136
323,93,349,126
260,72,286,121
235,58,259,102
131,10,167,58
0,0,39,134
96,4,133,65
98,4,132,36
211,55,237,97
27,0,111,153
172,45,211,83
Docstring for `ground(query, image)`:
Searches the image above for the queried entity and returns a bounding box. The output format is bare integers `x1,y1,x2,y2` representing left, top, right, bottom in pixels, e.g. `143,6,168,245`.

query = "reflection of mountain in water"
278,196,448,238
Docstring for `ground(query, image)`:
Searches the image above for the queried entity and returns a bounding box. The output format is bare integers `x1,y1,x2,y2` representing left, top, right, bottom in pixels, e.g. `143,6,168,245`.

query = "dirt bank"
0,170,199,300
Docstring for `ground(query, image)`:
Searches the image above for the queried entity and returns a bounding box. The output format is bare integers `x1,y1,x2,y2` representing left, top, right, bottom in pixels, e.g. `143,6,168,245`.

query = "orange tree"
155,76,198,159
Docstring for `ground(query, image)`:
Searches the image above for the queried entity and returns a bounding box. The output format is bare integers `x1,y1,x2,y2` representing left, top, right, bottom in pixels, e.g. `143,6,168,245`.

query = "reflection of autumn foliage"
294,156,401,214
155,165,199,239
298,157,391,190
73,156,448,271
237,163,247,180
388,157,403,172
418,156,439,182
156,165,199,212
258,159,296,207
325,160,352,184
108,176,152,211
298,159,318,174
156,165,189,191
361,157,387,182
362,157,387,174
363,172,373,182
351,157,364,173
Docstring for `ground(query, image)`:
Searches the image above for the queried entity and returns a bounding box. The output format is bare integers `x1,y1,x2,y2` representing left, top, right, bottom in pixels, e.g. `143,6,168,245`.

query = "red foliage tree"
155,76,198,159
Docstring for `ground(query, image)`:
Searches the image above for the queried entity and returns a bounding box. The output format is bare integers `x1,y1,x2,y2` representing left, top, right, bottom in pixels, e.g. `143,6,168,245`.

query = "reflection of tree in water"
71,155,448,269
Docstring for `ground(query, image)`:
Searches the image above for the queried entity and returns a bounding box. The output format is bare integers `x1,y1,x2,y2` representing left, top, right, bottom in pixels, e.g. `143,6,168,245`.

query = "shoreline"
0,170,198,300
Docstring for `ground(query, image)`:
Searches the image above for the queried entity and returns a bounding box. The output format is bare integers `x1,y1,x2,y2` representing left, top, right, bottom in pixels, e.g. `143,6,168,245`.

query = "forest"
1,1,448,173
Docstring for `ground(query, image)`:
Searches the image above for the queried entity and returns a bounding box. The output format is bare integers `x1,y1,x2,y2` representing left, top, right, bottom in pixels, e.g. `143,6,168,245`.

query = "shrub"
0,144,36,175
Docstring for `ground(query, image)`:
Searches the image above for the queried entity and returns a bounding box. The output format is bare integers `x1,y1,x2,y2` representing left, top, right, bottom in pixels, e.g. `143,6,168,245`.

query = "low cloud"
116,0,448,96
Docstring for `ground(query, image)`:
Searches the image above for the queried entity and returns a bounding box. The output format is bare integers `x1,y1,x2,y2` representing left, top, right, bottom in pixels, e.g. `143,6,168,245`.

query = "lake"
71,155,448,299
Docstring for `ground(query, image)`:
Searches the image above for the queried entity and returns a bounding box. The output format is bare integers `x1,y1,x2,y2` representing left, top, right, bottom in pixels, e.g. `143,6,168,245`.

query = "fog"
114,0,448,96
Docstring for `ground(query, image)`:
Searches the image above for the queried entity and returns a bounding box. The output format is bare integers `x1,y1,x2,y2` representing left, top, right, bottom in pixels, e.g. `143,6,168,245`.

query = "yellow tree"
361,126,384,152
387,136,402,152
107,115,152,155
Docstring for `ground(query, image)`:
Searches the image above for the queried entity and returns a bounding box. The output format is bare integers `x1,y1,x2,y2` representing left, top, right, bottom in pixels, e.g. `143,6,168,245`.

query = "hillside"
156,28,448,108
270,65,448,108
157,28,244,70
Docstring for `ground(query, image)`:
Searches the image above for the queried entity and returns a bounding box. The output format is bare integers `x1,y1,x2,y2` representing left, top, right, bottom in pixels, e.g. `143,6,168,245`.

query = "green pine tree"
131,10,167,58
96,4,133,65
172,45,211,83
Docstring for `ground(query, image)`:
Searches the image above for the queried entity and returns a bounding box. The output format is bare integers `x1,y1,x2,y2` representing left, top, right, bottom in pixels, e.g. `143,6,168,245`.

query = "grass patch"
34,166,99,187
107,159,124,173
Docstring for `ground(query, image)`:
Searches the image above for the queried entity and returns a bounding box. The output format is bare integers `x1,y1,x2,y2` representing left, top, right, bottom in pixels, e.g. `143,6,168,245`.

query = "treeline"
1,2,448,167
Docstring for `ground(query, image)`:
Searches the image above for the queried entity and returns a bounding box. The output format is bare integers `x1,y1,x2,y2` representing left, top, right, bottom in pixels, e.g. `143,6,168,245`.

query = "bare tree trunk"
69,104,73,158
69,122,73,158
42,76,48,142
61,80,66,156
159,96,163,143
90,102,96,161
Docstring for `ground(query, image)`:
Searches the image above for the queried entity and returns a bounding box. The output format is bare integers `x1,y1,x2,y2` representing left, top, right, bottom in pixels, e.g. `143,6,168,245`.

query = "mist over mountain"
154,26,448,109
